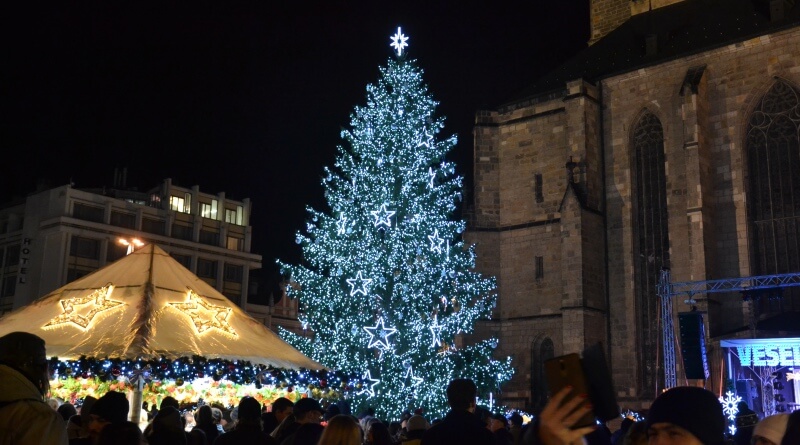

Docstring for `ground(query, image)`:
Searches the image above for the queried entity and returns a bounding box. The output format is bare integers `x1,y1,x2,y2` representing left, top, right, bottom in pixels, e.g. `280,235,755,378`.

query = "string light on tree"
429,315,443,348
336,213,348,235
277,27,513,419
346,271,373,297
358,370,381,397
363,317,397,350
428,229,445,254
370,204,396,228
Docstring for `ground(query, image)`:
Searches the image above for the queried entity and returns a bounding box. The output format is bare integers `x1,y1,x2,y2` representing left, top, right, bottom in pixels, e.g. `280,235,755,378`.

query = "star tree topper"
364,317,398,350
390,27,409,56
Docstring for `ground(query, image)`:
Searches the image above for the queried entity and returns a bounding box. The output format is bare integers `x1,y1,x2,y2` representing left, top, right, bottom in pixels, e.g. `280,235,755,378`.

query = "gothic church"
466,0,800,412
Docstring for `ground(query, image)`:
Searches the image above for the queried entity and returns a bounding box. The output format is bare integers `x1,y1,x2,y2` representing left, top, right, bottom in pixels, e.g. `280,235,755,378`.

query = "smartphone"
580,342,620,422
544,353,595,428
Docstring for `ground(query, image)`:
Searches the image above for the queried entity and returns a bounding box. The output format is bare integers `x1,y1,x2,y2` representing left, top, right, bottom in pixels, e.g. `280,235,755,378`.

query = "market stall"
0,244,351,423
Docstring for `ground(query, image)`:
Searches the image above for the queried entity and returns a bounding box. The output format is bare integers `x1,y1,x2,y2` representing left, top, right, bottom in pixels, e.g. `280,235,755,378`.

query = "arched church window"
632,110,669,399
530,336,554,414
747,80,800,312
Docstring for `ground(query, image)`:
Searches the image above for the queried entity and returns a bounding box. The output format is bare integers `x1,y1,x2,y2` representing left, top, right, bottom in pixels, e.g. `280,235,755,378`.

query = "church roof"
501,0,800,109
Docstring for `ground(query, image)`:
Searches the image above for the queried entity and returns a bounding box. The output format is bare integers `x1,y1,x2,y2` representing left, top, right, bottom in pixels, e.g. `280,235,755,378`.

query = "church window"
632,110,669,399
747,80,800,312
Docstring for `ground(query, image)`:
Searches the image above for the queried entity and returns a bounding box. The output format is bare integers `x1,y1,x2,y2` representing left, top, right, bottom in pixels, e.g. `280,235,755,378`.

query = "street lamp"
118,237,144,255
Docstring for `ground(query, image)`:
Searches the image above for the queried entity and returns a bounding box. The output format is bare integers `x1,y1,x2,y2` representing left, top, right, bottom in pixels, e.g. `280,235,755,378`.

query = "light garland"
47,356,367,408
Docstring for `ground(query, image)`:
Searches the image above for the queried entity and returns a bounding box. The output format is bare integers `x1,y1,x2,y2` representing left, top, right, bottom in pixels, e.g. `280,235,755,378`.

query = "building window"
70,237,100,260
169,193,191,214
197,259,217,278
73,203,105,223
1,275,16,298
535,174,544,203
171,253,192,270
199,230,219,246
632,110,669,398
200,200,218,219
5,245,20,267
225,206,244,225
172,223,193,241
747,80,800,312
535,256,544,280
224,264,243,283
67,267,93,282
110,211,136,229
226,236,243,251
142,217,166,235
106,242,128,263
531,337,554,413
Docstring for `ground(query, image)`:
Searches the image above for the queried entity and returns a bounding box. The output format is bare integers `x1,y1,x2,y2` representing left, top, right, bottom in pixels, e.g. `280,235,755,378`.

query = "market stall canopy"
0,244,322,370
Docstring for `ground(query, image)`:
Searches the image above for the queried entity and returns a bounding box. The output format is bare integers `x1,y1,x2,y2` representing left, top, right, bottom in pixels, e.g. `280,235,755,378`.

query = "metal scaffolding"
656,270,800,389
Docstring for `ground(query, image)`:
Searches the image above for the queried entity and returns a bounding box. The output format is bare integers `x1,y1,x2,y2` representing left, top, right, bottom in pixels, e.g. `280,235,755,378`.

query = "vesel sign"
736,344,800,367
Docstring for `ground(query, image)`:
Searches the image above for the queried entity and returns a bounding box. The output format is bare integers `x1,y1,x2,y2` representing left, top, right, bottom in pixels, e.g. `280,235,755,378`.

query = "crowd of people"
2,331,800,445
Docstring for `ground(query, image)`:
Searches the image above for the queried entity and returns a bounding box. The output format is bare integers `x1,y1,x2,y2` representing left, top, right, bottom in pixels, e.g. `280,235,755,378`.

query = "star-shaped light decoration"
429,315,443,348
358,369,381,397
336,213,348,236
44,284,124,330
168,289,237,337
417,128,434,149
364,317,398,350
346,271,373,297
428,167,436,189
401,365,423,391
390,26,409,56
371,204,396,228
428,229,445,254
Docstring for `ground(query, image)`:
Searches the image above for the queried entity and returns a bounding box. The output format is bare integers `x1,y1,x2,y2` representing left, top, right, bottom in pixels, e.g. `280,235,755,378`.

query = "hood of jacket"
0,364,43,403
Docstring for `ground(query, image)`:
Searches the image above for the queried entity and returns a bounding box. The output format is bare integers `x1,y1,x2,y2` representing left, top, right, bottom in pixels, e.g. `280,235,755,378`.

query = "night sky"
3,1,590,281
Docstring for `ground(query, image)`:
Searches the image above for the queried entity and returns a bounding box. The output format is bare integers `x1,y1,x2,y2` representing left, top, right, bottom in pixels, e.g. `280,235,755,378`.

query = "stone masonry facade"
465,25,800,410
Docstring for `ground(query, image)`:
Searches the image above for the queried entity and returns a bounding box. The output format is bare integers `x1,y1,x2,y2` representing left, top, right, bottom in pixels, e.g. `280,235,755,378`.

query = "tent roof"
0,244,322,370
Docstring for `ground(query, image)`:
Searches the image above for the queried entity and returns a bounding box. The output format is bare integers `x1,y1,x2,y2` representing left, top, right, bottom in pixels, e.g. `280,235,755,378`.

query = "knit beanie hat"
91,391,129,424
753,414,789,445
646,386,725,445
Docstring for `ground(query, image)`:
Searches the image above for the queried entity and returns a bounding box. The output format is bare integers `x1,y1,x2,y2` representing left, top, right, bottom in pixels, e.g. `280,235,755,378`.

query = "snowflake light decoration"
719,391,741,421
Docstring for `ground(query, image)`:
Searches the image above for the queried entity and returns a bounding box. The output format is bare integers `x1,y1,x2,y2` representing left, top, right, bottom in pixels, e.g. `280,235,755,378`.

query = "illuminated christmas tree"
279,27,513,419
